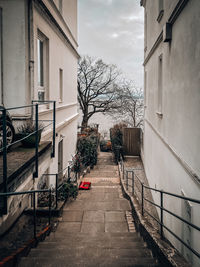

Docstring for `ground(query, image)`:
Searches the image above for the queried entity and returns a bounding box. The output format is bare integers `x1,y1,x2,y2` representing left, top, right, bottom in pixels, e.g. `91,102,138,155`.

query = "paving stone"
57,222,81,232
105,222,128,233
81,222,105,234
62,211,83,222
82,211,105,223
105,211,126,222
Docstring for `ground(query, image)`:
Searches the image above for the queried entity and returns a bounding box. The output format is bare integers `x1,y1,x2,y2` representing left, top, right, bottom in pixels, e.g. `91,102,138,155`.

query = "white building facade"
141,0,200,266
0,0,78,233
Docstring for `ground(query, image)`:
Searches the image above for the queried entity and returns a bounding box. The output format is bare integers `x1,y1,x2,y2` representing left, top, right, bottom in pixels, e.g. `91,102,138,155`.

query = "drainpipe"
0,7,3,105
28,0,34,112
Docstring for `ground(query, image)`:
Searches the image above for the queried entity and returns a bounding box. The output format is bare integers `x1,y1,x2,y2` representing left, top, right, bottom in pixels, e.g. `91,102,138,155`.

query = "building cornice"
143,0,190,66
145,118,200,187
33,0,80,59
46,0,78,47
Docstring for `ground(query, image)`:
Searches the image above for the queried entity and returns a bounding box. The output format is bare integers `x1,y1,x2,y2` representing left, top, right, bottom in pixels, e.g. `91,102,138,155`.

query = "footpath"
19,152,159,267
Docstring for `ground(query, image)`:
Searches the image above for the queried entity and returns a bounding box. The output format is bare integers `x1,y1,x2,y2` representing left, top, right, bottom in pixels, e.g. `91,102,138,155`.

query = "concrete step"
19,256,158,267
29,247,152,258
86,172,119,178
37,241,146,249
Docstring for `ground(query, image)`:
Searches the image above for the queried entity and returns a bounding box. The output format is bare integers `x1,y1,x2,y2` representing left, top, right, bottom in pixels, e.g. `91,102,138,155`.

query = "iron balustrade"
119,156,200,260
0,189,52,240
0,101,56,214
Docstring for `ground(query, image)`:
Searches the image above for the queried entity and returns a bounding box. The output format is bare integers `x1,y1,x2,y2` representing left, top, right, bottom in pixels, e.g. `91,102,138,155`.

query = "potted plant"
17,119,44,147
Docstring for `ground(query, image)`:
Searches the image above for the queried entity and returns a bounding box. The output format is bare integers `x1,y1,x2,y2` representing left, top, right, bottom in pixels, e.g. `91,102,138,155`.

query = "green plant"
58,180,78,201
17,119,43,134
77,134,98,167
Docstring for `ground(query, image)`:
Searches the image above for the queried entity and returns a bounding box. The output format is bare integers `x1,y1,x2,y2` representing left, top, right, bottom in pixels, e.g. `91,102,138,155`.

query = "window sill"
157,10,164,22
156,111,163,118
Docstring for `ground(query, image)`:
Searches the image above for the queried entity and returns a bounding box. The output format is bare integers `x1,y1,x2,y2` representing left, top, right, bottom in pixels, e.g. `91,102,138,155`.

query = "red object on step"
79,181,91,190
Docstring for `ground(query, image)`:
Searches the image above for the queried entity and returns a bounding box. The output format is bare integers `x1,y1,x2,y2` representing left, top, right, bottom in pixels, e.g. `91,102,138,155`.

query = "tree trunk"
81,115,89,130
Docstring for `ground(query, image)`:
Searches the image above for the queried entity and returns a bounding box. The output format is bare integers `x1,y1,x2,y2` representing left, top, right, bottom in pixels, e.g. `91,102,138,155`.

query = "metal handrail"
119,156,200,261
0,189,52,240
0,101,56,214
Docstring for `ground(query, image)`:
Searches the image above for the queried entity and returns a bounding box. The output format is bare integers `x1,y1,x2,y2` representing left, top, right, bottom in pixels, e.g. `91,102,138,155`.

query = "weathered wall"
0,0,29,109
143,0,200,266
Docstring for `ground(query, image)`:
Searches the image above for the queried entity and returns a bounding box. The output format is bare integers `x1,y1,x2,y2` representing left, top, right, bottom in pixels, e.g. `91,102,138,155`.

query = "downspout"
0,8,3,105
28,0,34,108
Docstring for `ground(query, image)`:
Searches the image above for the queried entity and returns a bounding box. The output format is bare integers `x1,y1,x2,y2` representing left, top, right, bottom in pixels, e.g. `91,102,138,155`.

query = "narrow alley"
19,152,158,267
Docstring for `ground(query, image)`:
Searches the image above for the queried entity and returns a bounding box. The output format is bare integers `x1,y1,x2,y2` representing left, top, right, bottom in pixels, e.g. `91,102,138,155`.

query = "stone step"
19,256,158,267
37,240,145,249
29,247,152,258
47,232,139,238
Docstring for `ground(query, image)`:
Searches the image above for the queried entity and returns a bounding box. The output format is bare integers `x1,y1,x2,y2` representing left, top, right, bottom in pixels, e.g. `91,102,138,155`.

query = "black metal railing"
0,101,56,214
119,156,200,261
0,189,52,240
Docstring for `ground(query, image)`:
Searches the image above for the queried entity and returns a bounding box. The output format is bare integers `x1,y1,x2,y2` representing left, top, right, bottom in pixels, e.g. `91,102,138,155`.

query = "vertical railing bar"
33,192,37,240
2,108,7,214
49,189,52,226
126,171,128,190
142,183,144,216
52,101,56,158
132,171,134,195
33,104,38,178
160,191,164,239
55,174,58,209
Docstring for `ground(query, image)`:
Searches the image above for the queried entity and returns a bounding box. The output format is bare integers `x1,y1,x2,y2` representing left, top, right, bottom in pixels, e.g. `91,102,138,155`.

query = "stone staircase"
18,152,159,267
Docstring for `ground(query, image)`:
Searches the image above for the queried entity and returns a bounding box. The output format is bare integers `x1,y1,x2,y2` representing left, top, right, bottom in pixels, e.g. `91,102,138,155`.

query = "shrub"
77,134,98,168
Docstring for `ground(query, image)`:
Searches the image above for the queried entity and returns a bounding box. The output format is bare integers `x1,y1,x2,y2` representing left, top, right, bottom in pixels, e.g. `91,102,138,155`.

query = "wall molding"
46,0,78,47
145,118,200,187
33,0,79,58
39,102,77,116
143,0,190,66
143,31,163,66
42,112,79,139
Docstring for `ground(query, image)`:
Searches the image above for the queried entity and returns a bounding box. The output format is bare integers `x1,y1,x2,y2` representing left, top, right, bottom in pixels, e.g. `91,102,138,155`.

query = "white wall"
143,0,200,265
33,1,78,178
0,0,29,109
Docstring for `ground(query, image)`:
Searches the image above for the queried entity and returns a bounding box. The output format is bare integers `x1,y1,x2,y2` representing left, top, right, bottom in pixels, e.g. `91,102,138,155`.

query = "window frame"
59,68,63,103
37,30,49,102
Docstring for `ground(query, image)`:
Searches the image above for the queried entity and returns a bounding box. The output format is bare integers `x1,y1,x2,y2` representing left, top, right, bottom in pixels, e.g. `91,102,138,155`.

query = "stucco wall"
0,0,29,109
143,0,200,265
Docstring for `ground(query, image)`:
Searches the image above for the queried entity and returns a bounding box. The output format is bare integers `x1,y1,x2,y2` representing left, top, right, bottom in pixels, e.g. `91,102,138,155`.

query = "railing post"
49,189,52,226
55,174,58,209
68,166,70,180
141,183,144,216
33,191,37,240
126,171,128,190
132,171,134,195
160,191,164,239
2,108,7,214
51,101,56,158
33,104,39,178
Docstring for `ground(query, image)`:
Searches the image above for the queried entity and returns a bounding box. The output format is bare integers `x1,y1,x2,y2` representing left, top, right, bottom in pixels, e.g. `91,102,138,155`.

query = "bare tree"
78,56,120,128
109,80,144,128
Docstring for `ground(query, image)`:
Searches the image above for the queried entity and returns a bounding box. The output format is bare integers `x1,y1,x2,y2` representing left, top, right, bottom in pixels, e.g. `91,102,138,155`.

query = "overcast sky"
78,0,144,87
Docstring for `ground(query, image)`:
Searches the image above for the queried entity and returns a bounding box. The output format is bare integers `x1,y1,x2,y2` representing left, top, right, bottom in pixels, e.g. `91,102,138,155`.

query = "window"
0,8,2,105
157,54,163,117
37,31,49,102
144,71,147,108
157,0,164,22
58,0,63,14
59,68,63,102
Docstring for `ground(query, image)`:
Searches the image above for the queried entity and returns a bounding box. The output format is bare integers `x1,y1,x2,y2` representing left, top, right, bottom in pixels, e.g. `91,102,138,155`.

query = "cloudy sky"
78,0,144,87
